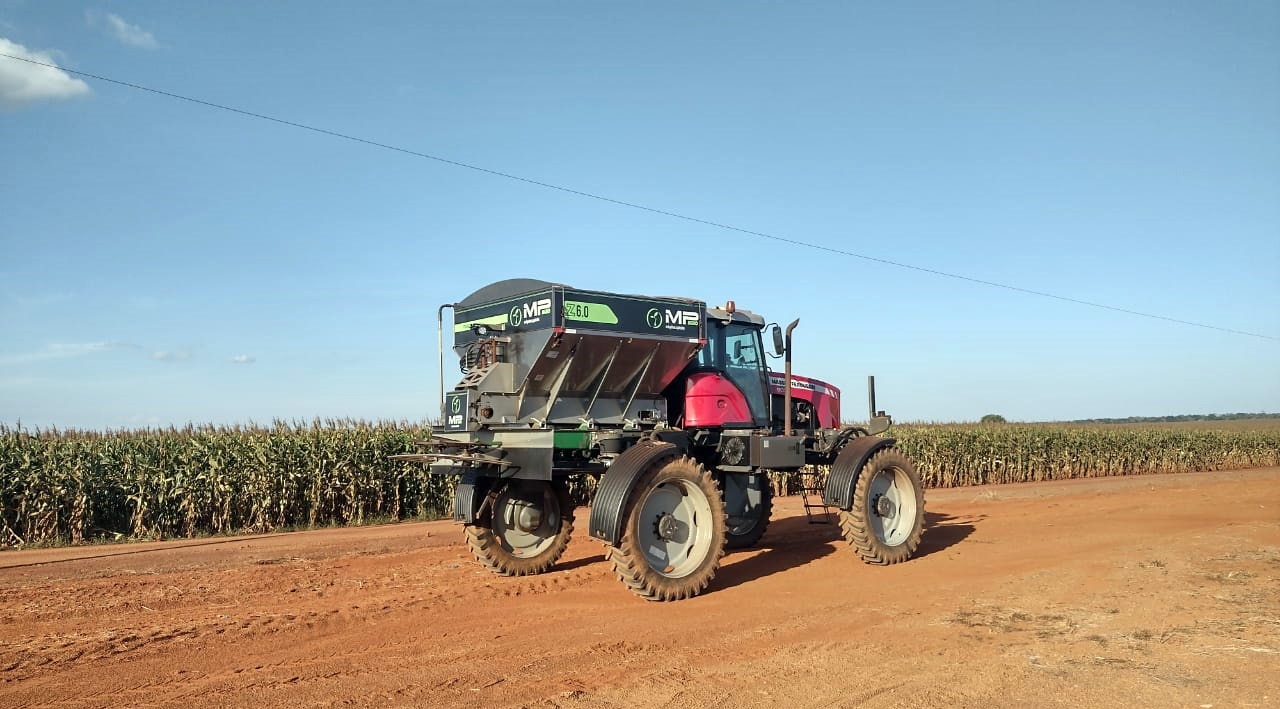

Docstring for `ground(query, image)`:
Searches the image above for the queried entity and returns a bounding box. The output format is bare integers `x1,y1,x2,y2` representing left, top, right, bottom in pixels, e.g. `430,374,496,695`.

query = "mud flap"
823,436,897,509
588,440,679,546
452,473,495,523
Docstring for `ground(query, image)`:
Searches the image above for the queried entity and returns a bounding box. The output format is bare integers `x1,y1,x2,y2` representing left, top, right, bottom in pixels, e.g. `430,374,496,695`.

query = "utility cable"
2,51,1275,342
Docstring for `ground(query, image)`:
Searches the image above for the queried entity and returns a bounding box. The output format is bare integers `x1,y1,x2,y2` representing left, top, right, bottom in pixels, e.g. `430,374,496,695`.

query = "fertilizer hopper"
407,279,706,477
445,278,706,434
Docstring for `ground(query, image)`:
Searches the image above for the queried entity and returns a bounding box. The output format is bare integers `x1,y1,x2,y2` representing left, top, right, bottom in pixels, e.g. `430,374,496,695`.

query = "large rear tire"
838,448,924,565
465,479,574,576
722,472,772,549
609,456,726,601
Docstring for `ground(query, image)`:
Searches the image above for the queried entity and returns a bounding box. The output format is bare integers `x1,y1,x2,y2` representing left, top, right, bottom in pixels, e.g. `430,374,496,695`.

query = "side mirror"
733,340,743,360
770,324,784,357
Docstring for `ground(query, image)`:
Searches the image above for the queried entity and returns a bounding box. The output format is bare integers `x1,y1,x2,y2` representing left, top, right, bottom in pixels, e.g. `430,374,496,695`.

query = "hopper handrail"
438,303,455,421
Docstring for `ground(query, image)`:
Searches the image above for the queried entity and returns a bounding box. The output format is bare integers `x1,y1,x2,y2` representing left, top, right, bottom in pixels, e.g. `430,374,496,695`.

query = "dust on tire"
609,456,726,601
838,448,925,565
466,480,574,576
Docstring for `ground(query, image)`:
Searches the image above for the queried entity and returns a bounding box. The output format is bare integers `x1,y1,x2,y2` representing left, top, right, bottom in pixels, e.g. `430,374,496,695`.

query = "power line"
3,51,1275,342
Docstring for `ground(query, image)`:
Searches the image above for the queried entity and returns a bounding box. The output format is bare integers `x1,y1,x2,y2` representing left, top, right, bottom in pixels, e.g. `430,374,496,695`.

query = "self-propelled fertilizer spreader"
394,278,925,600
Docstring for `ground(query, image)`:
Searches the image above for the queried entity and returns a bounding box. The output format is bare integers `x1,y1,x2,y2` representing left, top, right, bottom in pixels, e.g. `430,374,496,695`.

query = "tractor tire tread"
465,484,574,576
838,448,925,565
608,456,726,602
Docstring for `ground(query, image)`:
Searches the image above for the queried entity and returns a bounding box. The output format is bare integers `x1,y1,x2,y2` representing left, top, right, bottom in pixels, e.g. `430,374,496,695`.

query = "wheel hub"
656,512,680,540
875,495,896,519
512,501,542,533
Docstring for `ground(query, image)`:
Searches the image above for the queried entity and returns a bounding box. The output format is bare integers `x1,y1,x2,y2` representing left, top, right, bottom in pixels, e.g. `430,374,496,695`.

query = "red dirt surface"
3,468,1278,708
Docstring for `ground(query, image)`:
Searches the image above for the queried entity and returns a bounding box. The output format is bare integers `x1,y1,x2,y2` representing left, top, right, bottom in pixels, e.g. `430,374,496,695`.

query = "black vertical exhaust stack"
783,319,799,437
866,375,892,435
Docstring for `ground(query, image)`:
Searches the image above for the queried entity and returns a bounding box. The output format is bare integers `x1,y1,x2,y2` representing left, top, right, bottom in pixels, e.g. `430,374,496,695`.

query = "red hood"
767,372,841,428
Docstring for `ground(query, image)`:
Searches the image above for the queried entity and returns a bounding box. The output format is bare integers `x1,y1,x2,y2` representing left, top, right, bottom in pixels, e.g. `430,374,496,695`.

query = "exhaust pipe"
437,303,454,422
865,375,892,435
868,375,877,423
783,319,799,437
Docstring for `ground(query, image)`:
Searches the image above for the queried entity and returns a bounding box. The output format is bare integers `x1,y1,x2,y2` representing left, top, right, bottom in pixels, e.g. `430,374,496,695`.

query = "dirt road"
3,468,1278,708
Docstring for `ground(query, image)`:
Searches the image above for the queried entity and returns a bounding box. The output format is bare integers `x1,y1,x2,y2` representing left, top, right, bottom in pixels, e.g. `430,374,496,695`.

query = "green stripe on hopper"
454,314,510,332
563,301,619,325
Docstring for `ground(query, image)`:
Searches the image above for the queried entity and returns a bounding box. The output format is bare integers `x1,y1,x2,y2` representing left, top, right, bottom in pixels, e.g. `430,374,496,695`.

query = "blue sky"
1,1,1277,428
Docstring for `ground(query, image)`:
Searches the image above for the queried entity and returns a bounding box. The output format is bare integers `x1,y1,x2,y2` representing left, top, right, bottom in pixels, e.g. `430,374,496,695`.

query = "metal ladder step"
798,469,833,525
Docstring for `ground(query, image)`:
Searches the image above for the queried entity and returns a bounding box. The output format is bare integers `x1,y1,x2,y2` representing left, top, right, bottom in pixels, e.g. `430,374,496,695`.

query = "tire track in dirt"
2,468,1277,709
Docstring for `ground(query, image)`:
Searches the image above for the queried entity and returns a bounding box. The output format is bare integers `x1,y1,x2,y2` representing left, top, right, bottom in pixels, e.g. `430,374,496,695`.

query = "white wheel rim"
636,479,714,578
866,467,917,546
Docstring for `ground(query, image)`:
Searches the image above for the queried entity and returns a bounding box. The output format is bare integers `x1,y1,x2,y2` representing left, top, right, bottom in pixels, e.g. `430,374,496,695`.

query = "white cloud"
230,355,256,365
0,342,124,366
87,11,158,49
0,38,91,109
152,349,193,362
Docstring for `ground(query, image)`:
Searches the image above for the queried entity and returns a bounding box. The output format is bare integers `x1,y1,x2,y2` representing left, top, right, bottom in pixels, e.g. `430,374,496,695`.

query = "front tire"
610,456,726,601
465,479,574,576
838,448,925,565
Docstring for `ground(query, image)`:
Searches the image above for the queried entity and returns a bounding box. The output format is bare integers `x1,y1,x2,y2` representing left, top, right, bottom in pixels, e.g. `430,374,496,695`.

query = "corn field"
892,424,1280,487
2,420,1278,548
0,420,450,549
